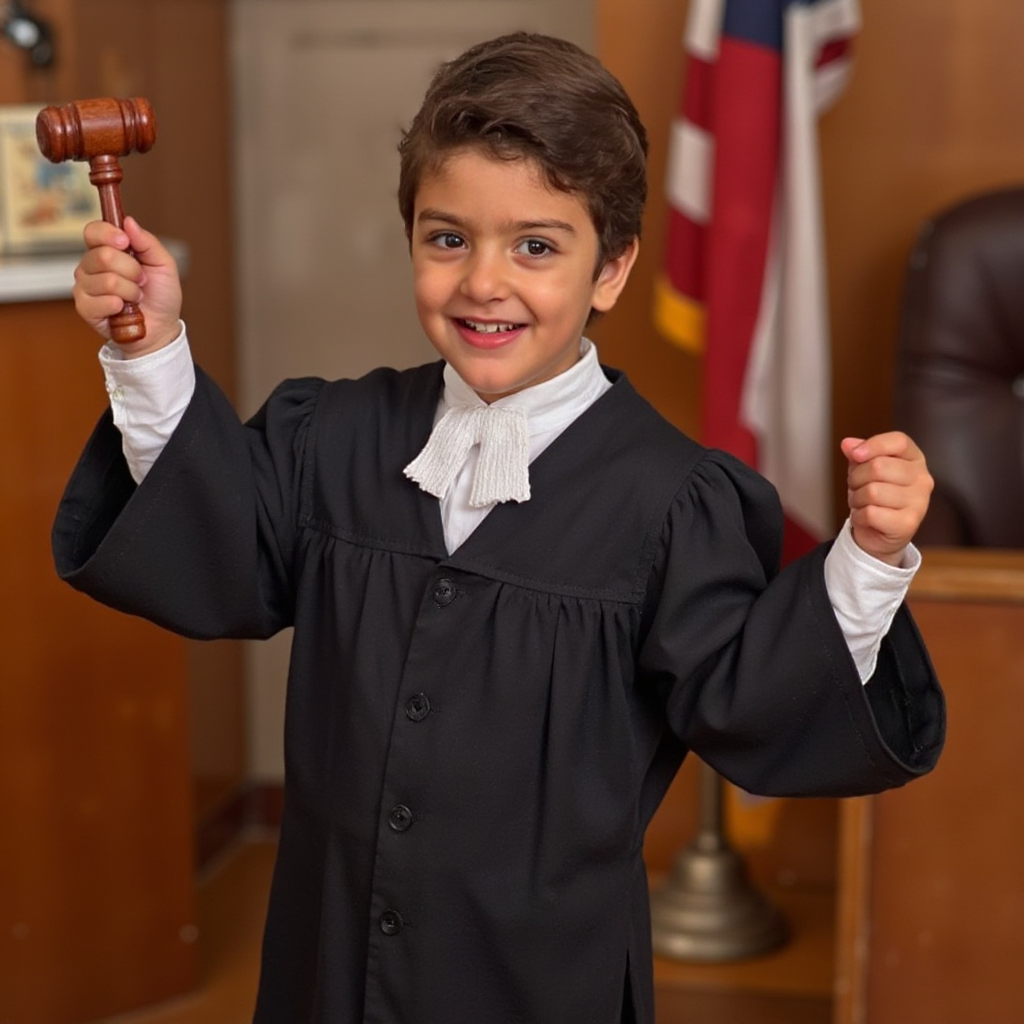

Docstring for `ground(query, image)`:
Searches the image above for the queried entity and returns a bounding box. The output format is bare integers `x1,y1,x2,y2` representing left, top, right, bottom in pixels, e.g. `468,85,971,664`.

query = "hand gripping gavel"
35,97,157,343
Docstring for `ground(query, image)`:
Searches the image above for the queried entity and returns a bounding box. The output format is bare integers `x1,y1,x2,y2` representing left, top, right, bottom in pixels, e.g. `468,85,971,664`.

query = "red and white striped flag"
655,0,860,560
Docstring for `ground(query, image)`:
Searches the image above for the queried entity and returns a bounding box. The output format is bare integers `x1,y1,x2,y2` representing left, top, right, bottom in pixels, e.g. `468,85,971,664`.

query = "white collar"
439,337,608,436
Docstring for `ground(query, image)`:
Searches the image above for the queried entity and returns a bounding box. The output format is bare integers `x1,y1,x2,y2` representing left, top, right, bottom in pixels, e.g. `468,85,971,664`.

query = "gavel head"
35,97,156,163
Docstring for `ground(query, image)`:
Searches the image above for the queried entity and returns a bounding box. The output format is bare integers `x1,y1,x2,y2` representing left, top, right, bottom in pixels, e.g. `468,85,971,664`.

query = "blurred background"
1,1,1023,1022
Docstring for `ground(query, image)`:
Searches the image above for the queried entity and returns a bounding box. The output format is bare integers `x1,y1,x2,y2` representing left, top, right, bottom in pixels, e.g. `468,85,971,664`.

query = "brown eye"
430,232,465,249
516,238,552,257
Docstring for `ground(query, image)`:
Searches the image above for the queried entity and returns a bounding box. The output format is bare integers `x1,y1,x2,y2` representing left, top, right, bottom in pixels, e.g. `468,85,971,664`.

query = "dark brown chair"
894,187,1024,546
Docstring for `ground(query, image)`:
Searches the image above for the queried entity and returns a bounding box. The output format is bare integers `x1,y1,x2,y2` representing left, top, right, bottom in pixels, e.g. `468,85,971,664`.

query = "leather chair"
894,187,1024,547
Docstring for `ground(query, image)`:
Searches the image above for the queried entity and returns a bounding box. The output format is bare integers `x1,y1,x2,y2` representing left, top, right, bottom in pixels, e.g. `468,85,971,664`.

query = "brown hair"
398,32,648,268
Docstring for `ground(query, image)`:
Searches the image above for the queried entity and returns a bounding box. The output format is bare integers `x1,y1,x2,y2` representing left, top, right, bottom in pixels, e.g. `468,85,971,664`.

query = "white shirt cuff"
824,517,921,683
98,322,195,483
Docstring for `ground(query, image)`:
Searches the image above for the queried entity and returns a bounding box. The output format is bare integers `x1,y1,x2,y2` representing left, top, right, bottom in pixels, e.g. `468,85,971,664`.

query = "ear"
592,238,640,313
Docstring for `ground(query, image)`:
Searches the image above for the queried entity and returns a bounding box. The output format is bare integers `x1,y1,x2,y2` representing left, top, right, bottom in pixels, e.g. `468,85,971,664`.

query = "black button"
379,909,404,935
433,578,457,607
405,693,431,722
388,804,414,832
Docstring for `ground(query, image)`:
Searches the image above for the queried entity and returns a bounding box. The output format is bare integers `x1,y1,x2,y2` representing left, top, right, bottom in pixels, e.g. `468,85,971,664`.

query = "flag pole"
649,761,787,962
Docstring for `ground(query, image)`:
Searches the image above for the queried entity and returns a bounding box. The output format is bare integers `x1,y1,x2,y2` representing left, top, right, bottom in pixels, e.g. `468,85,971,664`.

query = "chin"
463,377,519,401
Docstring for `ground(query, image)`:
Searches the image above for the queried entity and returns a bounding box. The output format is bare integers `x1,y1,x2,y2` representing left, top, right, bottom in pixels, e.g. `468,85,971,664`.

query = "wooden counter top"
911,546,1024,604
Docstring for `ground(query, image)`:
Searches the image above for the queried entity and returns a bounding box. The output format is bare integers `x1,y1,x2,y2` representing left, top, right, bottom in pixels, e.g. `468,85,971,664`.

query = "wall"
590,0,698,438
594,0,1024,522
821,1,1024,510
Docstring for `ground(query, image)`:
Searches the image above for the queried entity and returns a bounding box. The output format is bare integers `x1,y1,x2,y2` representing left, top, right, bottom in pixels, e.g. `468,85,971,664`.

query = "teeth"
461,319,522,334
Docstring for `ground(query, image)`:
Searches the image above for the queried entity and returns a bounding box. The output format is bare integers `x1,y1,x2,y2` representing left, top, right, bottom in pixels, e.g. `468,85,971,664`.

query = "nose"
459,246,510,304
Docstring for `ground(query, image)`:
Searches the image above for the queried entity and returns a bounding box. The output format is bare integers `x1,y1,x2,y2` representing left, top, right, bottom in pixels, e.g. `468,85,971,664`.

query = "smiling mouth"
457,318,526,334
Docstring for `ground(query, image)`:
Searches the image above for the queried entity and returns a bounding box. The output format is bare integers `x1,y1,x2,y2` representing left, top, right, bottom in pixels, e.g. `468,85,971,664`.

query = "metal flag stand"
650,761,788,962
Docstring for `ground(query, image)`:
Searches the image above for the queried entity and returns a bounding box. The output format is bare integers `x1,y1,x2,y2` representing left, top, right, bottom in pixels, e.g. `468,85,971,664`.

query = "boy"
57,32,943,1024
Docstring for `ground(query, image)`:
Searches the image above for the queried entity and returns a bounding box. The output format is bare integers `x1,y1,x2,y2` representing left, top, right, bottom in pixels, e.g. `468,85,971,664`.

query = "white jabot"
403,403,532,507
407,339,612,552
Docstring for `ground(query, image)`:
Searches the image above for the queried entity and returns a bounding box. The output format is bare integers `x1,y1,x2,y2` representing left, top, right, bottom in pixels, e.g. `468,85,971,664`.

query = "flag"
655,0,860,560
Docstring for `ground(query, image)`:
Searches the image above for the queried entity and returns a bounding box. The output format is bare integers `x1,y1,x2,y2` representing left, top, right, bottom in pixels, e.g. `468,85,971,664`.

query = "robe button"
388,804,414,832
379,909,404,935
405,693,431,722
433,578,457,607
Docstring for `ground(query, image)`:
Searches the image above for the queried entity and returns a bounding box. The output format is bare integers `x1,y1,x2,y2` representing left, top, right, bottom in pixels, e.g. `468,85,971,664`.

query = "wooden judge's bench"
840,550,1024,1024
646,549,1024,1024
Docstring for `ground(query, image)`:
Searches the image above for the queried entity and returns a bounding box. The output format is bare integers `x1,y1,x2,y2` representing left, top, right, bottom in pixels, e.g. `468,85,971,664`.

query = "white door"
231,0,594,781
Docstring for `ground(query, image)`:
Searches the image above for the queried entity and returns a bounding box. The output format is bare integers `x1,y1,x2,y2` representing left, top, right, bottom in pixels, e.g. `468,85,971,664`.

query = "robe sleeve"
52,367,324,641
637,449,945,798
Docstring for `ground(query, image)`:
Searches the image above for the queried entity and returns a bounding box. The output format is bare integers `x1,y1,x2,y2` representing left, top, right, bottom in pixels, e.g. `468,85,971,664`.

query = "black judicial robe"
52,361,944,1024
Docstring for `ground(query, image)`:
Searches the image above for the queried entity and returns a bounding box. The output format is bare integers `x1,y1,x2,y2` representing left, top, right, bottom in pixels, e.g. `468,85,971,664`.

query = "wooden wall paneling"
0,301,198,1022
0,0,77,105
820,0,1024,521
0,34,22,100
592,0,700,440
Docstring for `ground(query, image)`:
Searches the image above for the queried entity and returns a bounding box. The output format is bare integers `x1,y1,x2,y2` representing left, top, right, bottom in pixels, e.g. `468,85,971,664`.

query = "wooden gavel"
36,97,157,343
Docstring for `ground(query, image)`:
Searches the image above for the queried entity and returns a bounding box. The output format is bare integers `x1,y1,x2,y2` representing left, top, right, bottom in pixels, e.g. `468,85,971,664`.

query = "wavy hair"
398,32,648,268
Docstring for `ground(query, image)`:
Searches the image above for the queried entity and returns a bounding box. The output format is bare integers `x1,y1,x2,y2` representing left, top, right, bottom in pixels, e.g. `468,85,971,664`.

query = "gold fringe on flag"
654,274,706,356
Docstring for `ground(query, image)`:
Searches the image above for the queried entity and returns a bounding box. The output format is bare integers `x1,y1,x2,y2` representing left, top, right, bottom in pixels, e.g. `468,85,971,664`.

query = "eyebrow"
416,209,578,235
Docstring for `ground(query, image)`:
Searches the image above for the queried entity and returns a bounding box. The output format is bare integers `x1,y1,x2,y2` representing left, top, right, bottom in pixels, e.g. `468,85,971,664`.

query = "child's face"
410,148,637,402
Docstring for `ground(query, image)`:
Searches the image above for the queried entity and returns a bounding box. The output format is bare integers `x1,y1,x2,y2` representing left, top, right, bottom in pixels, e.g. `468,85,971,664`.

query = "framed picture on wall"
0,104,100,255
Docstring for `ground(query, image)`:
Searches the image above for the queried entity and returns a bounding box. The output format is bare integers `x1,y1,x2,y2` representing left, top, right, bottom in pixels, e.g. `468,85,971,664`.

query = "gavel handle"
89,154,146,344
